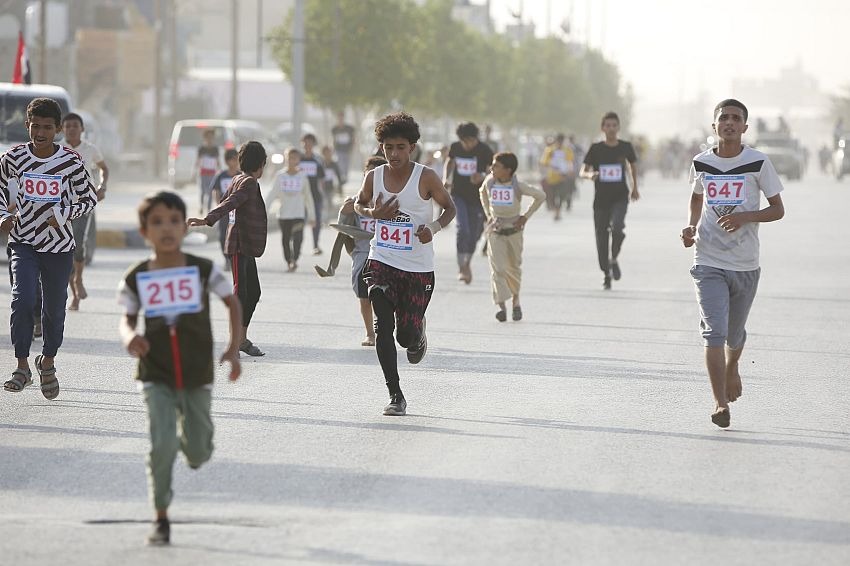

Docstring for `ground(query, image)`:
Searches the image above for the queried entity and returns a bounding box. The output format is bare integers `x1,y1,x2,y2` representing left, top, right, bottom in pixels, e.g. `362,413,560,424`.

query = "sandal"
4,368,32,392
239,340,265,357
35,355,60,400
512,306,523,321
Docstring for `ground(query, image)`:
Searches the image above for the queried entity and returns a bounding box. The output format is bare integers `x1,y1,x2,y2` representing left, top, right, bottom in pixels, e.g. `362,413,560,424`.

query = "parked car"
833,137,850,180
754,133,806,181
168,119,268,189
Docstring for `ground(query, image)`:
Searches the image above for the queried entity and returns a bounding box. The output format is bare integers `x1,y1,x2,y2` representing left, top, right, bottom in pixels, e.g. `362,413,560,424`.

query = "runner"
681,99,785,429
118,191,242,545
61,112,109,310
269,148,315,272
539,133,576,220
0,98,98,398
300,133,326,255
188,141,268,357
354,112,456,416
209,148,240,269
194,129,221,216
580,112,640,290
443,122,493,284
480,152,546,322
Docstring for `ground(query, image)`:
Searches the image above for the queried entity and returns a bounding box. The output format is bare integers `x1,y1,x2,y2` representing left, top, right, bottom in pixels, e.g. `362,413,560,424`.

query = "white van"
0,82,72,154
167,119,268,189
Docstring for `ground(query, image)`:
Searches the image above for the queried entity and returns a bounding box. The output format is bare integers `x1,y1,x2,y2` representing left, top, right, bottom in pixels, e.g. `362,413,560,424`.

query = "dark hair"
494,152,518,175
224,148,238,161
61,112,84,128
601,112,620,127
555,133,565,142
714,99,748,122
374,112,420,144
26,98,62,127
238,141,267,173
456,121,479,140
364,155,388,171
137,191,187,228
301,133,317,144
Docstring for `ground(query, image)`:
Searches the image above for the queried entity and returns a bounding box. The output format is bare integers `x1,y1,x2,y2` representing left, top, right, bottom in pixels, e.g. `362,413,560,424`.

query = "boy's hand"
717,212,748,233
630,188,640,201
340,197,356,215
513,215,528,230
47,215,60,228
220,349,241,382
125,335,150,358
371,193,399,220
187,217,207,227
681,225,696,247
415,224,433,244
0,216,15,234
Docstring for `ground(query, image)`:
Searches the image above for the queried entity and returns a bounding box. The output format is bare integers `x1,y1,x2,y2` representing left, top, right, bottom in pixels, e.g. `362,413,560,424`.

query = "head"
712,99,749,142
301,133,317,153
61,112,85,144
491,152,518,181
364,155,387,173
238,141,267,177
202,129,216,144
601,112,620,138
456,121,480,150
555,133,565,146
337,111,346,124
137,191,188,252
375,112,420,168
224,148,239,170
321,145,334,160
286,147,301,168
26,98,62,150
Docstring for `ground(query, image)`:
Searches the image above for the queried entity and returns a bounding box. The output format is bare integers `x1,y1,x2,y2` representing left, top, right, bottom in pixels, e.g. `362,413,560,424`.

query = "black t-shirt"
197,145,220,175
583,140,637,203
332,124,355,152
448,140,494,203
299,154,325,197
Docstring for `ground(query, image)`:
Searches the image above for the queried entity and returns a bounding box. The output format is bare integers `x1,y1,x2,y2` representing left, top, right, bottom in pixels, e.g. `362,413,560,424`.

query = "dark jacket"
205,173,267,257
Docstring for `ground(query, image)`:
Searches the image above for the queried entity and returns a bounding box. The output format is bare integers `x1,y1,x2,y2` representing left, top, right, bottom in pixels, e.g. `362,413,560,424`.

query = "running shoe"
512,306,523,321
383,393,407,416
406,320,427,364
602,275,612,290
146,518,170,546
610,260,621,281
495,309,507,322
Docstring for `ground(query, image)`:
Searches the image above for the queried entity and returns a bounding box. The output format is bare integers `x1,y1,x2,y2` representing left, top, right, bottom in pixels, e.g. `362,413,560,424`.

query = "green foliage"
269,0,630,136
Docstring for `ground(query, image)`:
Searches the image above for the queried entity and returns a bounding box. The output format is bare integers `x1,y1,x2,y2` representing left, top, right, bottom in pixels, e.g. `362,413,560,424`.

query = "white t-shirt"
689,146,783,271
68,139,104,184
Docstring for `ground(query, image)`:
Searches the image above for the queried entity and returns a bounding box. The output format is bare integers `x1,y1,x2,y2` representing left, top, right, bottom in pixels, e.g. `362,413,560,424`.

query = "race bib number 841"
704,175,745,206
376,219,414,251
136,266,202,320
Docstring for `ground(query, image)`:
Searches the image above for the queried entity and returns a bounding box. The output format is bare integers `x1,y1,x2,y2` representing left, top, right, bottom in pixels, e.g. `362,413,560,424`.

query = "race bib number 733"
136,266,202,320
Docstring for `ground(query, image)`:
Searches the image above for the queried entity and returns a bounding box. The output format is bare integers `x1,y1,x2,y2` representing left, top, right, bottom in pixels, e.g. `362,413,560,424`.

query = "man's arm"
53,158,97,226
416,169,456,244
95,159,109,200
717,194,784,233
681,192,703,247
628,160,640,201
188,177,251,226
442,157,455,189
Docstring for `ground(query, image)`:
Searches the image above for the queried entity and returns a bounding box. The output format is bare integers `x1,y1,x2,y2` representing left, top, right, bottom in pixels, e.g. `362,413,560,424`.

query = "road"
1,171,848,565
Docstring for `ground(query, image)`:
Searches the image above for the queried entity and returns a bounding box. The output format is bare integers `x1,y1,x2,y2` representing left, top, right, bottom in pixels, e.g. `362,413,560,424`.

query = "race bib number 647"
704,175,745,206
136,266,202,319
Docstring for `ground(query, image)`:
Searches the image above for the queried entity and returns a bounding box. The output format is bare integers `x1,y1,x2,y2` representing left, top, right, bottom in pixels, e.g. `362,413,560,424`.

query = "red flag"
12,31,31,85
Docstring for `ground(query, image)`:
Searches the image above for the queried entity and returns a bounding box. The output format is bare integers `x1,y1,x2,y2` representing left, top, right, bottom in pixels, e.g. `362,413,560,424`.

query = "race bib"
376,213,414,251
280,176,302,192
334,131,351,145
704,175,746,206
324,168,336,182
358,216,376,233
200,156,217,172
551,150,573,174
300,161,318,178
220,177,233,195
455,157,478,177
136,266,202,320
490,184,514,206
599,164,623,182
21,172,62,203
228,210,236,225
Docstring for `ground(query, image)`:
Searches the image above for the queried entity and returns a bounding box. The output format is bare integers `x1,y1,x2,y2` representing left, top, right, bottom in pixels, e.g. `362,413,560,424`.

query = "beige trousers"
486,231,523,304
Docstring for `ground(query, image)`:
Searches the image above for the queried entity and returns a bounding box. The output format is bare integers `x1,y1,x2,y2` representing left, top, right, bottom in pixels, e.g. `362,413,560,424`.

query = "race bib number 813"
136,266,202,320
490,184,514,206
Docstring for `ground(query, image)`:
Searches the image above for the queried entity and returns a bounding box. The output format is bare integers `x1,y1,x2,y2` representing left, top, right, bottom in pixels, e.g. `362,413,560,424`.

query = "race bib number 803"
21,172,62,203
136,266,202,319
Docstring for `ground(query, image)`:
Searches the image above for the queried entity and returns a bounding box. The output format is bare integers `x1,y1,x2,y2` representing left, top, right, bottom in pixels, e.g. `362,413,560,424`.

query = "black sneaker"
406,319,427,364
495,309,507,322
239,339,265,357
146,518,170,546
602,275,612,290
610,260,621,281
383,393,407,416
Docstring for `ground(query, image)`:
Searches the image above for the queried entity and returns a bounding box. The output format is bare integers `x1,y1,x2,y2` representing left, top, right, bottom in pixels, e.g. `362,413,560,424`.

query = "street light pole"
39,0,46,82
292,0,305,143
229,0,239,118
153,0,162,177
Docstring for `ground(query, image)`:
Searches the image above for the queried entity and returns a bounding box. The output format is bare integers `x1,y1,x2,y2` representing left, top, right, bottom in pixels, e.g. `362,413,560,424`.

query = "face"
140,203,187,253
601,118,619,138
713,107,748,141
203,131,215,144
491,158,511,180
302,138,314,152
288,152,301,167
381,136,415,168
226,156,238,170
27,115,58,149
62,119,83,143
460,136,478,151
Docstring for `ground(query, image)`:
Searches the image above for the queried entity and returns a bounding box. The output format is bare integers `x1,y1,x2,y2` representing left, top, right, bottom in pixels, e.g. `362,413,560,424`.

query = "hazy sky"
489,0,848,106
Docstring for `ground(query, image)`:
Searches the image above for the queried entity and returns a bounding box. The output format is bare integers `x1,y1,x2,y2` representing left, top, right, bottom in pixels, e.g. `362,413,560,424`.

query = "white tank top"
368,163,434,272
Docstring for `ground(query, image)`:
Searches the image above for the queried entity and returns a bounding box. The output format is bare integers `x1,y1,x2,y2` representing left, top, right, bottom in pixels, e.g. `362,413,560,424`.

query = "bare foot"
725,363,742,402
76,281,88,300
361,335,375,347
68,297,80,311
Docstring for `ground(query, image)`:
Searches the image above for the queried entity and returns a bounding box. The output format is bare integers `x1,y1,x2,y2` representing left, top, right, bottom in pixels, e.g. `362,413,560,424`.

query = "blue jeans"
454,197,485,265
9,244,74,358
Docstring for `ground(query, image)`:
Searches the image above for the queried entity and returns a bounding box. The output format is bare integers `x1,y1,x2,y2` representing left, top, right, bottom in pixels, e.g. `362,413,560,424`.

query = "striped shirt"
0,143,97,253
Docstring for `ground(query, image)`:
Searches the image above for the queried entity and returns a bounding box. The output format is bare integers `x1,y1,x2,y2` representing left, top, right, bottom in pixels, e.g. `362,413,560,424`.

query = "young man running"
61,112,109,310
681,99,784,429
355,113,455,416
580,112,639,290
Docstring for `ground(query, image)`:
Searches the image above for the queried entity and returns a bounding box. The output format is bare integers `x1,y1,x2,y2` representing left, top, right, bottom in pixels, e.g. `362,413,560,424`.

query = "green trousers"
143,382,214,511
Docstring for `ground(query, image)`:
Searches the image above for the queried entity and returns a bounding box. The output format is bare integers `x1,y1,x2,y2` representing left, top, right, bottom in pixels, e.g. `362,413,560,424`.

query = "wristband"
426,220,442,234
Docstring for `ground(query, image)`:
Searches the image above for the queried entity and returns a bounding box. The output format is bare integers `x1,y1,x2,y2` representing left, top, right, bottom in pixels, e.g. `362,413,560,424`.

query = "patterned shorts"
364,259,434,336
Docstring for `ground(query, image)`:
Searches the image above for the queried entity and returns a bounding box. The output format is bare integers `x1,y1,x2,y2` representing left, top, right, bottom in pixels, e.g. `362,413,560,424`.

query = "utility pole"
257,0,263,67
38,0,46,82
153,0,163,177
229,0,239,118
169,0,178,122
292,0,305,143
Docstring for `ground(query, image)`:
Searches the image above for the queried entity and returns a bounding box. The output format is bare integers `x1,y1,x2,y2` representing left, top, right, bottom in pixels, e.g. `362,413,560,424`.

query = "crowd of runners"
0,97,784,545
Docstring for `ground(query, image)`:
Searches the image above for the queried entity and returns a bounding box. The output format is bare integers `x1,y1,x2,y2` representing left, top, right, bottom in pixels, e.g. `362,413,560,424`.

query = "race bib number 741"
704,175,745,206
136,266,202,319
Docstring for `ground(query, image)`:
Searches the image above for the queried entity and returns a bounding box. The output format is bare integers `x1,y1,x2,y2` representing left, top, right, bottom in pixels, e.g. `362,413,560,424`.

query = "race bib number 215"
136,266,202,320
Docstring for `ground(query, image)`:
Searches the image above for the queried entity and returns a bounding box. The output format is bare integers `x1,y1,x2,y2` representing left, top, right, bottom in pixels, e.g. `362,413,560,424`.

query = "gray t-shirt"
689,146,783,271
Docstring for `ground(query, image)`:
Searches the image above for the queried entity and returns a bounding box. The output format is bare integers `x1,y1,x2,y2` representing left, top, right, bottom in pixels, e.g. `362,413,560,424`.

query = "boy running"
681,99,784,429
270,148,315,272
580,112,639,290
0,98,97,398
355,113,455,416
194,129,221,215
119,191,242,545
